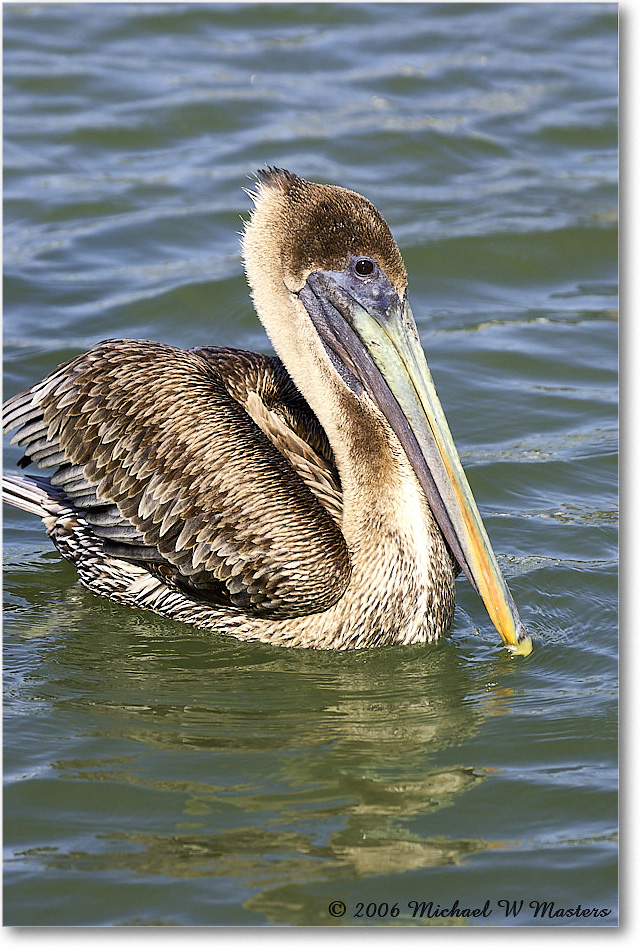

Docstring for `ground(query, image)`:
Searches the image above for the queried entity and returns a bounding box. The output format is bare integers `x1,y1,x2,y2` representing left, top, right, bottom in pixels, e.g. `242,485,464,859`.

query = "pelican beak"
300,269,532,656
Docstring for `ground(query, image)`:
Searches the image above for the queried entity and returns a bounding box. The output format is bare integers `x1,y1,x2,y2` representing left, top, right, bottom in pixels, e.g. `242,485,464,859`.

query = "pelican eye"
354,257,376,279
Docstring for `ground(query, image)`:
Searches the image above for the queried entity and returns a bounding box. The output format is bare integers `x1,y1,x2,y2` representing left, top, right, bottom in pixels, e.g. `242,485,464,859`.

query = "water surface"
3,2,618,927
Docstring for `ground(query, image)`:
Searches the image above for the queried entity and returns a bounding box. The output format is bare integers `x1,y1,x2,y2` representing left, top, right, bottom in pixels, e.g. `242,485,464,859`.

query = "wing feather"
4,339,350,617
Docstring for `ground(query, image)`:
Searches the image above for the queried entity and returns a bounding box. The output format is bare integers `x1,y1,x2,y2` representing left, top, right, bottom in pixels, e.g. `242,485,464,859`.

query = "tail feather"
2,471,238,634
3,473,67,517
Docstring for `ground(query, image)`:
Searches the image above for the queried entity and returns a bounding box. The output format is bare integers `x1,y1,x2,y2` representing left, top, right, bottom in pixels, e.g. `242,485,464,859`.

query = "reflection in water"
5,595,514,919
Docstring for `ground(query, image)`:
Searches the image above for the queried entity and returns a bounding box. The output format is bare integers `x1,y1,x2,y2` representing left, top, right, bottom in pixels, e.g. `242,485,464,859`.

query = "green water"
3,2,617,927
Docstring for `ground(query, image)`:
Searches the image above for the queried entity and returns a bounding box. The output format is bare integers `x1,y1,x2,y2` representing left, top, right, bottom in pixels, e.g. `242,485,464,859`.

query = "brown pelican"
3,168,532,653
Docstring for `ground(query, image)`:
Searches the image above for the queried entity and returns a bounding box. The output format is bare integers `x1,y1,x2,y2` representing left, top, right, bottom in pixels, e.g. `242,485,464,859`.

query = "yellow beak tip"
505,634,533,657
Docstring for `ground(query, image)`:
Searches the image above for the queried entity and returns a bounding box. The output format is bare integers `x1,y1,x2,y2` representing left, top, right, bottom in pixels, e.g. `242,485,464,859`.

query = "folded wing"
3,340,350,618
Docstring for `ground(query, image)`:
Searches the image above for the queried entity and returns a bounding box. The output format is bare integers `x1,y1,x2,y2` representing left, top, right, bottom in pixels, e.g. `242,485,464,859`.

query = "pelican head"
243,168,531,655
